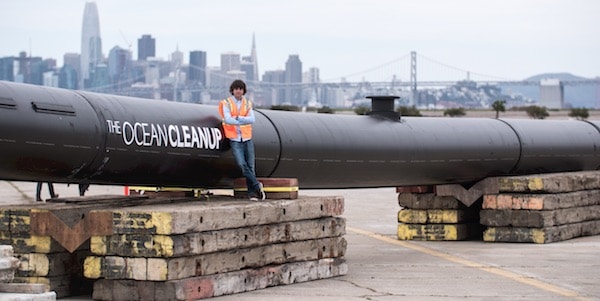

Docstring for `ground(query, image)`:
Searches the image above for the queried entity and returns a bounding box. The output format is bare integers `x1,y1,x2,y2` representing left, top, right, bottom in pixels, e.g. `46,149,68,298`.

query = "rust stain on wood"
30,211,113,253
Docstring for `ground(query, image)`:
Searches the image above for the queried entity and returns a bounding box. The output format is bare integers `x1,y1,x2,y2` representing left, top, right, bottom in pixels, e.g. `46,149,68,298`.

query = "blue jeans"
230,140,260,195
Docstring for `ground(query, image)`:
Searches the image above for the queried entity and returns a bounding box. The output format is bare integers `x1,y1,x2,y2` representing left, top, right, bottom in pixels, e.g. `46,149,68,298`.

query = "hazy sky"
2,0,599,82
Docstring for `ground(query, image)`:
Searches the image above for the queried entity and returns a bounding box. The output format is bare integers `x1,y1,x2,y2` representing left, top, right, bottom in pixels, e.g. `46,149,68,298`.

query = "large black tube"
0,81,599,189
261,110,522,187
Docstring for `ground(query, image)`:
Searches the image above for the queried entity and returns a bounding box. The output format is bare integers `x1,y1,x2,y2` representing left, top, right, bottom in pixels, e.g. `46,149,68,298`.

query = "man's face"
233,87,244,99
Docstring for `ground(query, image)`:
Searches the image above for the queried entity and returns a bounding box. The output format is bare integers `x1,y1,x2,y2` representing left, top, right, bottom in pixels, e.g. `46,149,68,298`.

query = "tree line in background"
486,99,589,120
264,100,591,120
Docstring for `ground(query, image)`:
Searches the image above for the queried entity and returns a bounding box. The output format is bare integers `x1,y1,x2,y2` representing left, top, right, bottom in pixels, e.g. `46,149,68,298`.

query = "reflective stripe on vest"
218,97,253,140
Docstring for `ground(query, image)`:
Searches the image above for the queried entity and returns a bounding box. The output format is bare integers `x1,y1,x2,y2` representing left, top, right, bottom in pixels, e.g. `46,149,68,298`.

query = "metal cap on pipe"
366,95,400,121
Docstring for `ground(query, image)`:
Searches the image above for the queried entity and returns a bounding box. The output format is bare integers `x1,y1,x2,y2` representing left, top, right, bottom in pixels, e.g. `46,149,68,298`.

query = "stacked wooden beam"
396,186,482,241
85,196,347,300
482,171,600,243
0,203,96,298
0,246,18,283
0,245,58,300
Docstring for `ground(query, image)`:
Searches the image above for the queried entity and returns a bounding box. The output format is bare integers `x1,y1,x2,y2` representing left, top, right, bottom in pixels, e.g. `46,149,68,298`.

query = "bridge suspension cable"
416,53,516,82
322,53,412,83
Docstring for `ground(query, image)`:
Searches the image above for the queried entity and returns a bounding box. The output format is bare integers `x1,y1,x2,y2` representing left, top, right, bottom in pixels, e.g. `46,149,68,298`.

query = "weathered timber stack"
0,245,57,300
396,186,482,241
0,199,112,297
397,171,600,243
85,195,347,300
0,190,347,300
481,171,600,243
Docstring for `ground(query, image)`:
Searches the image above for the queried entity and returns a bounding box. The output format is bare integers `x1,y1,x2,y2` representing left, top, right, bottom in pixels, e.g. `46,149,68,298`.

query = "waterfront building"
138,34,156,61
221,52,240,73
0,57,15,82
539,78,564,109
285,54,303,105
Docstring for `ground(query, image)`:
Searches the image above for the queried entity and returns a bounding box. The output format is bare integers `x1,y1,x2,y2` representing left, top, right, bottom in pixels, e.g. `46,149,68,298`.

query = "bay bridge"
248,51,597,88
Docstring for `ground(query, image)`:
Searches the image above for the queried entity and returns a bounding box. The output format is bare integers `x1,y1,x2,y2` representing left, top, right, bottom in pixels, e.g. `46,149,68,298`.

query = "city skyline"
2,0,599,82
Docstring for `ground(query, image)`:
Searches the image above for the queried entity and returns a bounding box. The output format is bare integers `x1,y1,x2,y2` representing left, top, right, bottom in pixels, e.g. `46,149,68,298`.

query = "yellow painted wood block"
89,236,107,255
484,227,547,244
12,235,54,254
397,209,476,224
499,177,544,192
17,253,61,277
83,256,101,279
397,223,474,241
397,209,427,223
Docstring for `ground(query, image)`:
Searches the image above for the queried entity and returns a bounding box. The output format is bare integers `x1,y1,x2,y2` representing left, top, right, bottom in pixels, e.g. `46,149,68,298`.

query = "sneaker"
259,182,266,200
249,196,259,201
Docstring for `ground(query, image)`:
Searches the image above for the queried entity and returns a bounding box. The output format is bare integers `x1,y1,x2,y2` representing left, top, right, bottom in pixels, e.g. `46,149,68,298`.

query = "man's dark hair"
229,79,247,95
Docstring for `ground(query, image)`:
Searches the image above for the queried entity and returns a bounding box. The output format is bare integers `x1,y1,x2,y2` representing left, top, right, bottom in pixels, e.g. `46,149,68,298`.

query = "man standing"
36,182,57,202
218,79,265,201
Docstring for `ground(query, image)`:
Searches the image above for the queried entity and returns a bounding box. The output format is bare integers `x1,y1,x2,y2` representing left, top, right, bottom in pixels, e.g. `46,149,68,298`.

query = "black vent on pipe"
366,95,400,121
31,101,76,116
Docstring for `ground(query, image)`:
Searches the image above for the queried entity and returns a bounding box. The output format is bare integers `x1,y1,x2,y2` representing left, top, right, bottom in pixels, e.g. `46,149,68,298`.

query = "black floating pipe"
0,81,599,189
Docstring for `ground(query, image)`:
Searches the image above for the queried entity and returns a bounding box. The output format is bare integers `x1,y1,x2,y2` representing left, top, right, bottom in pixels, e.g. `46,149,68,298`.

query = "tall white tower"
80,2,103,89
251,33,259,82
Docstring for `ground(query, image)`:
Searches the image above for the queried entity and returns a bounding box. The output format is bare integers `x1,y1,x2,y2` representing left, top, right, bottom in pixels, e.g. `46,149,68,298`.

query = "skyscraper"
240,61,254,81
240,34,259,83
250,33,259,81
137,34,156,61
63,53,81,74
0,57,15,82
262,70,286,105
16,51,42,84
285,54,302,105
170,47,184,72
58,65,78,90
107,46,132,90
189,50,207,87
189,51,207,102
80,2,103,89
220,52,240,73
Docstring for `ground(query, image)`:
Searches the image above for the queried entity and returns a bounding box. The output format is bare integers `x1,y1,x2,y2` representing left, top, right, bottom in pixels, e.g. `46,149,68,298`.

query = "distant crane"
118,30,133,91
119,29,133,55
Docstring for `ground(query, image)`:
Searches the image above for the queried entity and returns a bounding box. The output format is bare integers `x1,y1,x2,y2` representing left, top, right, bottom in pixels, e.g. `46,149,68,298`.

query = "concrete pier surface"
1,181,599,301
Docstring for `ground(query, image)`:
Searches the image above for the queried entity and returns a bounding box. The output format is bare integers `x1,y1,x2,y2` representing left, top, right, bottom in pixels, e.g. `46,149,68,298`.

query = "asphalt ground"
1,181,599,301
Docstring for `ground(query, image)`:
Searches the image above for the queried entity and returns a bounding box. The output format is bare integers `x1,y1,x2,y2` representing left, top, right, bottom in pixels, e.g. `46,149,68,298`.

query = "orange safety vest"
218,97,253,140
